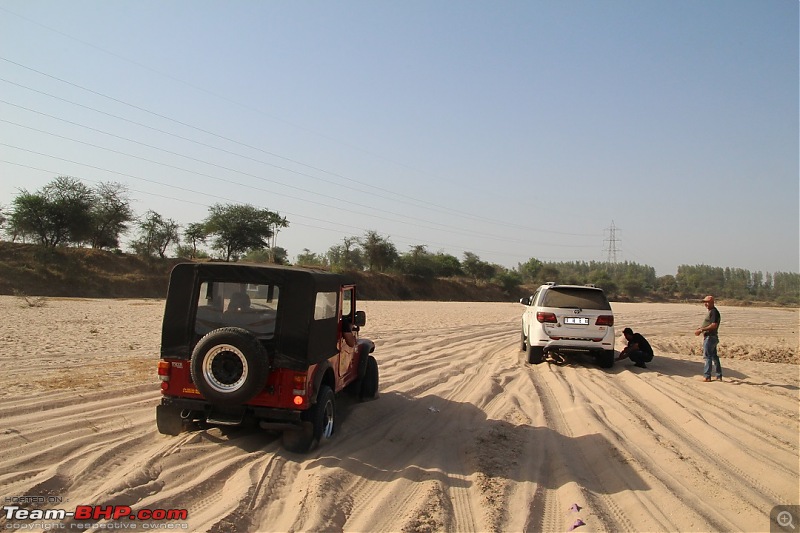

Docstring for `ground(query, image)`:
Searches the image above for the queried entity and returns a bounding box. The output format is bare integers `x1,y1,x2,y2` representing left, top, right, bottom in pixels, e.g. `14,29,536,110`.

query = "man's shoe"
703,377,712,382
716,376,723,381
634,362,647,368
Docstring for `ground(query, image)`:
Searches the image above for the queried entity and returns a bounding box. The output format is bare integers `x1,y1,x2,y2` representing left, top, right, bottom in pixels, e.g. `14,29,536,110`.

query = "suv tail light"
596,315,614,326
536,312,558,323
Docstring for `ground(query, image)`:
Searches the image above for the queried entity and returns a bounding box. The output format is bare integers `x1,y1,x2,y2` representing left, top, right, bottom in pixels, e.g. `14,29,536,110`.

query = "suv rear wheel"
527,343,544,365
598,350,615,369
190,327,270,405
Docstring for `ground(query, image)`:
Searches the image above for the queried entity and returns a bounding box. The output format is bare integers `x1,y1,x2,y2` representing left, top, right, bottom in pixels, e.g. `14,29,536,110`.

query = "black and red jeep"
155,262,378,452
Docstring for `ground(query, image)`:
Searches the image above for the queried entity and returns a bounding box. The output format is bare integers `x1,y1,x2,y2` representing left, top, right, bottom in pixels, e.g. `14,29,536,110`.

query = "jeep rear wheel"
282,385,335,453
190,327,270,405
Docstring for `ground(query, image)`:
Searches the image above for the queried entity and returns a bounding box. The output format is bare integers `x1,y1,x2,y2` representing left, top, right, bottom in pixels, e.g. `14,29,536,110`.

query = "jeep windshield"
195,281,279,339
542,287,611,310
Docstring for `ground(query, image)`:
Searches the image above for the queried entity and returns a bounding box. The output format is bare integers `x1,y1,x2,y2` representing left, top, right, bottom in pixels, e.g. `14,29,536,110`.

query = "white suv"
520,283,615,367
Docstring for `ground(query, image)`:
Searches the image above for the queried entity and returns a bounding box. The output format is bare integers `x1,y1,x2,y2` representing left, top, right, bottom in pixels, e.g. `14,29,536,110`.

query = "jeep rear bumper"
160,396,304,430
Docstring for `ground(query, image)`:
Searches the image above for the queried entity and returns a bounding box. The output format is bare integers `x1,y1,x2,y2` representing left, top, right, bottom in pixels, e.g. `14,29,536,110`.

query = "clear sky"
1,0,797,277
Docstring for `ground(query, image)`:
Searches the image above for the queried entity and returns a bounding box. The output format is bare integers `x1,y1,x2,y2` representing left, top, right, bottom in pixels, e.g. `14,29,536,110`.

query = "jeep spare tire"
190,327,270,405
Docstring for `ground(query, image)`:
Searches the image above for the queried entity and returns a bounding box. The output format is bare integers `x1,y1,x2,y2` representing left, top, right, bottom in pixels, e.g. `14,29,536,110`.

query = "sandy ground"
0,296,797,532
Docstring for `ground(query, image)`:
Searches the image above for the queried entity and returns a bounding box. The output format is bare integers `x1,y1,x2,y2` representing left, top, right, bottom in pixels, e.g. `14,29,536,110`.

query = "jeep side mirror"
519,297,531,306
354,310,366,327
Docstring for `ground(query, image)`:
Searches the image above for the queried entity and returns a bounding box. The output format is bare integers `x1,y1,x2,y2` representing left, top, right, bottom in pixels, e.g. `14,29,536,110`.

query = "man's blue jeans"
703,335,722,379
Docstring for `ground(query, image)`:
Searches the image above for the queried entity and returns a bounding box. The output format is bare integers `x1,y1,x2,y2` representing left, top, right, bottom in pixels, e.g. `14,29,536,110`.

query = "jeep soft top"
156,262,378,452
161,262,356,370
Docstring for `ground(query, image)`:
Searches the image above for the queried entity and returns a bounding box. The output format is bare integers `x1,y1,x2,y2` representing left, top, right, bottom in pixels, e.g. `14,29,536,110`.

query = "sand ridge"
0,297,797,532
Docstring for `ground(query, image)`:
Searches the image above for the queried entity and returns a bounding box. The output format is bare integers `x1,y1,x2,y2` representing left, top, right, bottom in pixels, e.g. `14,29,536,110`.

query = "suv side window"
531,288,541,306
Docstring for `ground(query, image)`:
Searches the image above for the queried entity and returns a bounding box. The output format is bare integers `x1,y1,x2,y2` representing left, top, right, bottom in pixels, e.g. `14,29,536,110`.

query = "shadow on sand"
305,391,649,496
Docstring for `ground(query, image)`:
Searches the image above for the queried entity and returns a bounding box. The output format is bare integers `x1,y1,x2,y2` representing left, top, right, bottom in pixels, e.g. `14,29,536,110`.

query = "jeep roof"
160,262,355,371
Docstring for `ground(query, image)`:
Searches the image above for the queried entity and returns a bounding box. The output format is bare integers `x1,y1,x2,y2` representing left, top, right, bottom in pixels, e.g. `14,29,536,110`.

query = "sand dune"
0,296,797,532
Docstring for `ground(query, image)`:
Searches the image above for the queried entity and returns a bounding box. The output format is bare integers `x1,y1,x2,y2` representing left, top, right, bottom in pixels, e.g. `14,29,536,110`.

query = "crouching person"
617,327,654,368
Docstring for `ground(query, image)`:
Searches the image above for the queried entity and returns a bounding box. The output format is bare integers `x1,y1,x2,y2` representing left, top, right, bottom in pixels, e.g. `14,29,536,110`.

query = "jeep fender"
355,341,375,380
309,361,335,403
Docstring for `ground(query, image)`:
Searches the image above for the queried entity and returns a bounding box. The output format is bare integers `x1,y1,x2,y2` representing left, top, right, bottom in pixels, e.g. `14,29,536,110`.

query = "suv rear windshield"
541,288,611,310
195,281,280,339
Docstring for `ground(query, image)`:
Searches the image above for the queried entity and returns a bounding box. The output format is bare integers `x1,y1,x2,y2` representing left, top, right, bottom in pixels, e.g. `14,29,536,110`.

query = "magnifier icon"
778,510,796,530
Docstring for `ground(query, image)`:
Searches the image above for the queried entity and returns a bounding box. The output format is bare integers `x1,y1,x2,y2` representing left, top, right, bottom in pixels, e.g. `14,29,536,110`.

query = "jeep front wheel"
190,327,270,405
359,355,379,400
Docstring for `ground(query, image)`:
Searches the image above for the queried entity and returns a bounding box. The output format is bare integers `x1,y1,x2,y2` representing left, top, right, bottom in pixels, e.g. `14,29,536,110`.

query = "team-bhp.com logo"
3,505,188,529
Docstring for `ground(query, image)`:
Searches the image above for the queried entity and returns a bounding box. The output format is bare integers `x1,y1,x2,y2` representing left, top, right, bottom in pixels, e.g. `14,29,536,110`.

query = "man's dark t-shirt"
630,333,654,360
702,308,721,337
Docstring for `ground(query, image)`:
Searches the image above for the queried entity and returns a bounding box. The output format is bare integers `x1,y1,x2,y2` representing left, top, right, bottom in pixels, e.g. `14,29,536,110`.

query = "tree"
494,269,522,294
131,210,180,258
204,203,282,262
773,272,800,305
620,275,646,298
327,237,364,272
462,252,495,282
397,245,437,278
9,176,94,247
183,222,208,259
88,182,135,249
431,252,462,277
268,213,289,249
360,231,397,272
517,257,543,283
296,248,327,267
270,246,289,265
656,275,678,298
242,246,287,264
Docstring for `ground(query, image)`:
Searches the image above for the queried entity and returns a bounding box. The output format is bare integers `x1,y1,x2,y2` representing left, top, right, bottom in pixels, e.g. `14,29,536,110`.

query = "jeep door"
337,286,357,380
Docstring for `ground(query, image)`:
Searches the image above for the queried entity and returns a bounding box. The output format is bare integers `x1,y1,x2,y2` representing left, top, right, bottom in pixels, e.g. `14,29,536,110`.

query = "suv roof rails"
585,283,596,288
545,281,556,286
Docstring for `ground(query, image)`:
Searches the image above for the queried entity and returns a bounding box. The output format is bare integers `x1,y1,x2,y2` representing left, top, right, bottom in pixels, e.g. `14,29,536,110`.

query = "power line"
0,9,562,214
0,143,597,253
1,158,586,263
0,51,600,263
0,61,601,239
0,101,600,243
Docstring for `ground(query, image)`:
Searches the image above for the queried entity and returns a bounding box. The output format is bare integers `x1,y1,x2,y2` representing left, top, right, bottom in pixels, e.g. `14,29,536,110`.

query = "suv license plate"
564,317,589,325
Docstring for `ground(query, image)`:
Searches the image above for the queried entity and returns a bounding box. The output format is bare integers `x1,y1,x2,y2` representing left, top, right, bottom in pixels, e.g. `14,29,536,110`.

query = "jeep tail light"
292,373,306,406
536,312,558,323
158,361,171,381
158,361,171,391
596,315,614,326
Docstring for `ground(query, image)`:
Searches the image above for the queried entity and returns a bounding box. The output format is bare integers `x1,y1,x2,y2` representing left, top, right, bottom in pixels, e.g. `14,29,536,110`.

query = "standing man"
617,327,654,368
695,295,722,382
